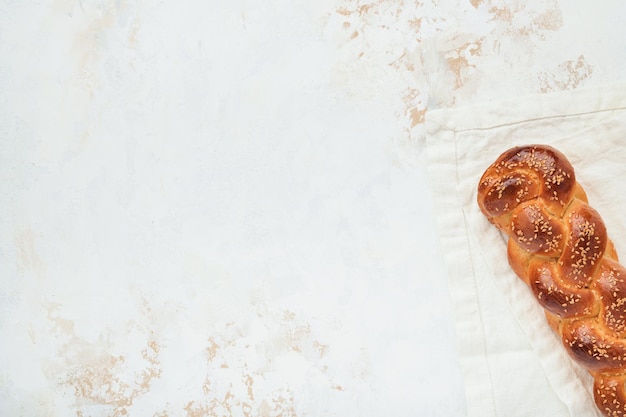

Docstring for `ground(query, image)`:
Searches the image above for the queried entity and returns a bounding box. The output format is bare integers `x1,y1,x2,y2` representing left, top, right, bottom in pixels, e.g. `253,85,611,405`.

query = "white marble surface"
1,1,625,416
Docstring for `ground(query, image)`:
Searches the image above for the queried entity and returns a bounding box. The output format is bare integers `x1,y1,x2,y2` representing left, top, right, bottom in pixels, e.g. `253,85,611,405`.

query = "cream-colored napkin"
425,83,626,417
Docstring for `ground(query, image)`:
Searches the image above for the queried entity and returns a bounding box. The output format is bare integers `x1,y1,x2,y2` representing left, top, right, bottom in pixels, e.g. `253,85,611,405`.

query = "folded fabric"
425,83,626,417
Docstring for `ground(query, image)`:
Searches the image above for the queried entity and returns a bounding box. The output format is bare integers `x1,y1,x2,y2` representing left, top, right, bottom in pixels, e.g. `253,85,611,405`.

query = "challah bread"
477,144,626,417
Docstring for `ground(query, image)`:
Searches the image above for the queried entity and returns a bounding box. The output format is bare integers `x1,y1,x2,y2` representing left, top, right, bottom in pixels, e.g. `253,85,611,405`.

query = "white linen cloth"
425,83,626,417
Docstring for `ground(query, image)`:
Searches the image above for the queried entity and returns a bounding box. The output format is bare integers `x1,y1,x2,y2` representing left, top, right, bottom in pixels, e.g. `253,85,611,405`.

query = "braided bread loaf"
477,144,626,417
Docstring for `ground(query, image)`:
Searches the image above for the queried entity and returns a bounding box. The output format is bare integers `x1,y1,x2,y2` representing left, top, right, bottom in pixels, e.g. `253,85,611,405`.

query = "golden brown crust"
527,259,599,319
477,144,626,417
595,374,626,416
478,145,577,227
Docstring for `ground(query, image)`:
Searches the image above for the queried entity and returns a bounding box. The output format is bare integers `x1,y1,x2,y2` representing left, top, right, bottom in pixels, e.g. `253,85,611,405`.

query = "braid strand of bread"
477,144,626,417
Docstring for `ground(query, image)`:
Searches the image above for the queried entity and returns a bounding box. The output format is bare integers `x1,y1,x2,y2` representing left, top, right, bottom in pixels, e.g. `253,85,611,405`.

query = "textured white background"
1,1,625,416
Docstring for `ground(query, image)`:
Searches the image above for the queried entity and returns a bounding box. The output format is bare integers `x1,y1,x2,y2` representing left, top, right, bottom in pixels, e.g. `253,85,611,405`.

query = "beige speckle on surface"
14,226,43,275
539,55,594,92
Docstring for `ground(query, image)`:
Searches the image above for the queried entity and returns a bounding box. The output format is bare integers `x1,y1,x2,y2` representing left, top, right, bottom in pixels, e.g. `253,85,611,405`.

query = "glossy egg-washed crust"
477,145,626,417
